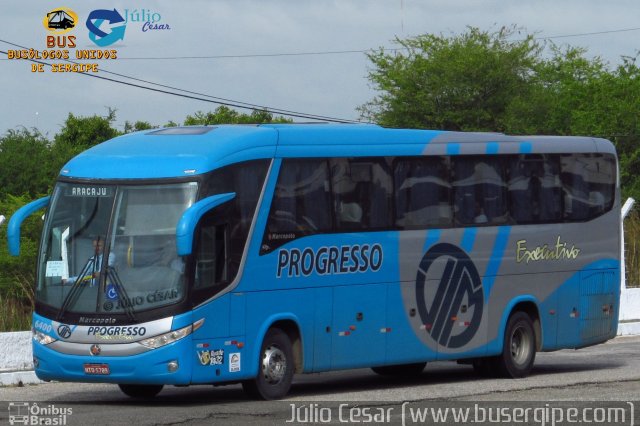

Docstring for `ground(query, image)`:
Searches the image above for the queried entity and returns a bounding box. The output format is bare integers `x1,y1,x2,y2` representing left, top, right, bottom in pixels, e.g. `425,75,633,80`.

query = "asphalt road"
1,336,639,425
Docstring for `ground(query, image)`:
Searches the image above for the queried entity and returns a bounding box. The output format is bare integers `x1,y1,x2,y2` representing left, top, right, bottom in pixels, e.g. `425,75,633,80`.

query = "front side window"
262,159,332,252
192,160,269,304
36,182,198,317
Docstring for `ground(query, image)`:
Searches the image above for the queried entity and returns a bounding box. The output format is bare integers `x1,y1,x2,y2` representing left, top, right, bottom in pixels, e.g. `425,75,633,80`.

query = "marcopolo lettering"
87,326,147,337
277,244,383,278
79,316,117,325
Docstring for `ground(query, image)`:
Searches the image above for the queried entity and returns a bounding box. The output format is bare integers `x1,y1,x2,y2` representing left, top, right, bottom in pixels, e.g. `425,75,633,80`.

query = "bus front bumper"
33,337,193,385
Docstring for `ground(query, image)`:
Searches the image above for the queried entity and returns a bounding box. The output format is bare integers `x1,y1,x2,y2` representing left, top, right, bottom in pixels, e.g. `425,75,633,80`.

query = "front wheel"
496,311,536,378
118,384,163,398
242,328,294,400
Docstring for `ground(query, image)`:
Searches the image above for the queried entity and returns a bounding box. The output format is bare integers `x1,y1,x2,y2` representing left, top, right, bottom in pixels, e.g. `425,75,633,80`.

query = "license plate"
84,363,110,375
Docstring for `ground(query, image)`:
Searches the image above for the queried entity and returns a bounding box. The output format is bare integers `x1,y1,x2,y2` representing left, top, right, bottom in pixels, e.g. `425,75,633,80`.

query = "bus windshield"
36,182,198,316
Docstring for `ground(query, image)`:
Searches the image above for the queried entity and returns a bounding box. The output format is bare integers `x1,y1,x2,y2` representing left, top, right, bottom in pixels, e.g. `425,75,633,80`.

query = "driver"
63,237,115,286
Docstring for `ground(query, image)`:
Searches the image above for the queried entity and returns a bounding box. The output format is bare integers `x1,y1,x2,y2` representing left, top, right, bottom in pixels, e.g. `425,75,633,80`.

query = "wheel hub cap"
262,345,287,385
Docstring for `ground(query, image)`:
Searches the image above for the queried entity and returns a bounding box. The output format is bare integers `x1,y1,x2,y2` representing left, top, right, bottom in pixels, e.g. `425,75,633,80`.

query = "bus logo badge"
415,243,483,349
57,324,73,339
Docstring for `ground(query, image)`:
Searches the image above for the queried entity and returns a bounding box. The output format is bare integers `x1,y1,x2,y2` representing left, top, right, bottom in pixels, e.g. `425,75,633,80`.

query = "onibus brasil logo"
8,402,73,425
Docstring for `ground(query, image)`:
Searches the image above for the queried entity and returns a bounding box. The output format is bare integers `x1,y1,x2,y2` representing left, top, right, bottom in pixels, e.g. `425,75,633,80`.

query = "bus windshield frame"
35,180,199,324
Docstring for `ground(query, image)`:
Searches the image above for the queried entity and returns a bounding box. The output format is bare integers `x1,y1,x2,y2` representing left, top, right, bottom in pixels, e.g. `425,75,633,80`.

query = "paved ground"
0,336,638,425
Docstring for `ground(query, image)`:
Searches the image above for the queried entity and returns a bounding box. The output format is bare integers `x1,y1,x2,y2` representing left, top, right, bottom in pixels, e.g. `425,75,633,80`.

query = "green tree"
359,26,541,131
184,106,292,125
0,128,52,198
123,120,155,134
50,110,119,175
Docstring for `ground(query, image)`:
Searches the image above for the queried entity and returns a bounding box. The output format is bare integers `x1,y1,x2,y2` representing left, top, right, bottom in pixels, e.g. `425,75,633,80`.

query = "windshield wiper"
56,254,97,321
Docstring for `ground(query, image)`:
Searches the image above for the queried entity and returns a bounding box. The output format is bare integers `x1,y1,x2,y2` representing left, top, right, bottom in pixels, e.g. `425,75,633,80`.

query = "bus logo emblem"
57,324,73,339
415,243,483,349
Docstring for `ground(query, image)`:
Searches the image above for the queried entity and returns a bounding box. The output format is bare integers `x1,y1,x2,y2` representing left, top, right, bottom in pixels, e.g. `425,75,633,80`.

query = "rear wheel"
495,311,536,378
371,362,426,376
118,384,163,398
242,328,294,400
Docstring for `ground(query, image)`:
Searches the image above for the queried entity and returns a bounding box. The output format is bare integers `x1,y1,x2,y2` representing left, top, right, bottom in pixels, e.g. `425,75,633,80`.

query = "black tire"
118,384,163,398
371,362,426,376
495,311,536,378
242,328,294,400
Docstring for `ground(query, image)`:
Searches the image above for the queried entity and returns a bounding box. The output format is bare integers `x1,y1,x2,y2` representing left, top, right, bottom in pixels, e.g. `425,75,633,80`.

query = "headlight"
139,319,204,349
33,329,57,345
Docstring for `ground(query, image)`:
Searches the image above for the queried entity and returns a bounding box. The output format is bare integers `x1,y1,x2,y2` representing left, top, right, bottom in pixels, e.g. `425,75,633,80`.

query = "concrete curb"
618,321,640,336
0,331,32,371
0,370,43,386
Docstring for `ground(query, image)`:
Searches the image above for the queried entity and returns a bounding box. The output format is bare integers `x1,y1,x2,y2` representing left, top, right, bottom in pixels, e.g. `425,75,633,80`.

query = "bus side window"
562,154,616,221
262,159,332,252
453,157,508,226
536,157,563,222
561,154,590,221
394,157,452,229
330,158,393,231
508,155,562,224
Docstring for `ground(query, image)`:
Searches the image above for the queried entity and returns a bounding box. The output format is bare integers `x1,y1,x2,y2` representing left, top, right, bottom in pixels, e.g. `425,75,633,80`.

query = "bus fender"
489,295,541,355
246,313,304,377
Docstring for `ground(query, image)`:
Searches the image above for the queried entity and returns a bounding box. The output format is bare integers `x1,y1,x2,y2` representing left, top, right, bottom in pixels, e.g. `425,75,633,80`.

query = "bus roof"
59,124,616,180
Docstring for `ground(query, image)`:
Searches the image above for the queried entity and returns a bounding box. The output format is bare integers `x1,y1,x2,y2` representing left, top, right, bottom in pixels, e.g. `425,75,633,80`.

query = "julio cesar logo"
86,9,127,47
415,243,483,349
516,236,581,264
43,7,78,34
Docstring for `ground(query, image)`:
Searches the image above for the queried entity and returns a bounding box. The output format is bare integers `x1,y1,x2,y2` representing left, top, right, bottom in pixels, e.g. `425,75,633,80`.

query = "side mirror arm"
8,196,50,256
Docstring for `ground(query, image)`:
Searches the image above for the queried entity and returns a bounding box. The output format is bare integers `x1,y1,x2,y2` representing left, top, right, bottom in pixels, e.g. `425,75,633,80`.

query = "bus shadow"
48,360,624,405
289,360,625,398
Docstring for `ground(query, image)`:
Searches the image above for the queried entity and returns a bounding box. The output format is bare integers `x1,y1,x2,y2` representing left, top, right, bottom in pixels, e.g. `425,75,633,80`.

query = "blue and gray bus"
8,124,620,399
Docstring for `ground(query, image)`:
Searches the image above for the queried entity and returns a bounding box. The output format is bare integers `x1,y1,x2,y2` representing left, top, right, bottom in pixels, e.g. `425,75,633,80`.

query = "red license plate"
84,363,110,375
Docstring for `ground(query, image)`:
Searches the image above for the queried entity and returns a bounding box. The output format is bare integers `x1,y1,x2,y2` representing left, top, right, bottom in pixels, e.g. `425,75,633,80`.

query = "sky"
1,0,639,137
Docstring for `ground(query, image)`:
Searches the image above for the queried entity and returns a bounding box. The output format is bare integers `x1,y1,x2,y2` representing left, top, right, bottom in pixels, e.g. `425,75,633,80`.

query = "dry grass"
0,271,34,332
624,213,640,288
0,293,31,331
